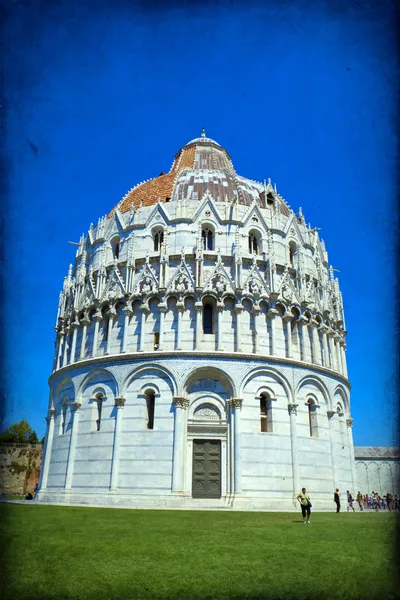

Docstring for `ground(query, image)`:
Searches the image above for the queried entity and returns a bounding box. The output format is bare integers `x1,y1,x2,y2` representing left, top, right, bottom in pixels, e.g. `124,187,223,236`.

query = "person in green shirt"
297,487,311,523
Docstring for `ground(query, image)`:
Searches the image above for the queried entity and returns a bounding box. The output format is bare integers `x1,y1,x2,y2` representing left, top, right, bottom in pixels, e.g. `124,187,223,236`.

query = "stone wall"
0,444,43,494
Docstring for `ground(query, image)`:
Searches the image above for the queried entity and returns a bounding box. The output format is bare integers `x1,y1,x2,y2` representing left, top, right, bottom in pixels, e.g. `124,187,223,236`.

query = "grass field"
0,504,398,600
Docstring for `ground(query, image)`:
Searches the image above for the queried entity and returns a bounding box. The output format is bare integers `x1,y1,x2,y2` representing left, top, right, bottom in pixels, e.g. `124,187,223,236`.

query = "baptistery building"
37,131,355,510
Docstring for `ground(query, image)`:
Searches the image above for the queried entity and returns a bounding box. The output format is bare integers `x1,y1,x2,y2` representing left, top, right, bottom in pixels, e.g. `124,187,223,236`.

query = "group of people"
297,487,398,521
334,489,398,512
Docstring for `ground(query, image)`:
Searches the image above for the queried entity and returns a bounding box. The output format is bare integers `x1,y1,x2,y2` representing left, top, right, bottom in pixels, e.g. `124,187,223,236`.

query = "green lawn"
0,504,398,600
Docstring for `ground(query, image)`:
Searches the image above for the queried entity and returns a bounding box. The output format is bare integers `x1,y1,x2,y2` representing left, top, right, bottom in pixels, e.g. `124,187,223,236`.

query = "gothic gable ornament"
134,256,159,296
276,265,301,305
243,255,270,298
145,200,170,228
203,251,235,295
101,261,126,302
166,249,195,296
192,190,223,224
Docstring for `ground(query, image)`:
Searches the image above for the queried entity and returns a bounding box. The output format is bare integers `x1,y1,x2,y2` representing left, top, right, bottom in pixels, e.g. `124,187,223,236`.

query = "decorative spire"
201,127,206,138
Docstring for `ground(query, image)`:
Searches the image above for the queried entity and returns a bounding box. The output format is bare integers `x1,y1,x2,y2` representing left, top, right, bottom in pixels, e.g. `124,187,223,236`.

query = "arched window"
260,393,272,432
248,233,259,255
307,398,318,437
145,391,155,430
203,303,213,334
95,392,104,432
267,192,274,207
202,227,213,251
111,237,120,260
154,230,164,252
289,242,297,267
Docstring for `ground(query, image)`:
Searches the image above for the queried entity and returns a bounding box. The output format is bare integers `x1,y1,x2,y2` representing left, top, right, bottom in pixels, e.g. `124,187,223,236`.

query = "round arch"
240,366,293,402
121,364,177,397
77,368,119,399
295,375,330,408
182,365,236,399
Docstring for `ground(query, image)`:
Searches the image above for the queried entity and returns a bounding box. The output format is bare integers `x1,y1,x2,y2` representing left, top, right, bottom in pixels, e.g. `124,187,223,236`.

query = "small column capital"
173,396,189,409
288,403,298,415
80,314,91,326
71,402,82,411
107,306,118,320
282,313,293,322
251,304,260,316
327,410,336,419
140,302,150,314
93,310,103,322
122,305,133,317
308,319,319,329
70,318,80,329
114,397,126,408
48,408,56,419
346,418,354,428
159,302,168,313
231,398,243,409
177,299,185,312
267,309,279,319
216,300,224,312
234,303,244,314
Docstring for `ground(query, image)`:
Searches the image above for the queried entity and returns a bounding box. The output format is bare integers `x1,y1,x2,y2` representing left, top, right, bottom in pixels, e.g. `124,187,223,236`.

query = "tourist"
334,488,340,513
356,491,363,511
297,487,311,524
346,490,355,512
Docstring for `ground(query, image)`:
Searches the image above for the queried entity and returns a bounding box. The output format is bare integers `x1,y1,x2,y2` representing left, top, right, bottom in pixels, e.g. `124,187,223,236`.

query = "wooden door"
192,439,221,498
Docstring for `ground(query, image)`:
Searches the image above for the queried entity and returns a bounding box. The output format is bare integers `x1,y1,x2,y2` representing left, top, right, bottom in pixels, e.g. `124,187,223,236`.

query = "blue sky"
2,0,398,444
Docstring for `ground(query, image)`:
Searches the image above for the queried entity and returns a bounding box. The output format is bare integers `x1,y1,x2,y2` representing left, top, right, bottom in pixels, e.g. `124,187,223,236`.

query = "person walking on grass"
334,488,340,513
346,490,355,512
297,487,311,524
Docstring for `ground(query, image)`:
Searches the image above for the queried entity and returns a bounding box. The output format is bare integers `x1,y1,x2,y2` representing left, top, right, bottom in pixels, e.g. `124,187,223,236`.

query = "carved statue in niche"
282,285,293,302
213,275,226,295
140,276,153,294
249,279,260,296
175,274,188,293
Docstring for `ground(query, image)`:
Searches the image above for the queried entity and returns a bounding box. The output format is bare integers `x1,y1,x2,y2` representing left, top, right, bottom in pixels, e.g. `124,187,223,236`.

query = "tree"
0,420,40,444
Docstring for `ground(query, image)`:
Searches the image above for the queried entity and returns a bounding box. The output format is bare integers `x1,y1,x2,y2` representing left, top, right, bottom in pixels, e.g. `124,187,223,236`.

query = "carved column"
195,302,203,350
234,303,243,352
105,306,117,355
62,327,70,367
110,397,126,490
176,299,184,350
232,398,243,495
56,330,65,370
172,397,189,493
341,342,348,378
310,320,321,365
282,314,293,358
346,418,357,493
335,336,343,374
216,301,224,351
327,410,338,486
79,314,90,360
296,320,305,361
92,310,102,358
121,305,133,353
252,304,260,354
158,303,168,351
38,408,56,491
139,303,149,352
288,403,300,498
64,402,82,490
69,318,79,365
267,308,278,356
321,325,329,367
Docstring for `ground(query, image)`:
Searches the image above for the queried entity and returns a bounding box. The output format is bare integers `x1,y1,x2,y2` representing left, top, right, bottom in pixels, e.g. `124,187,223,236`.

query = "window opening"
249,233,258,254
203,304,213,334
202,228,213,251
308,400,318,437
61,405,67,435
289,242,296,267
154,231,164,252
96,399,103,432
153,332,160,350
146,392,155,429
267,193,274,206
260,393,272,432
